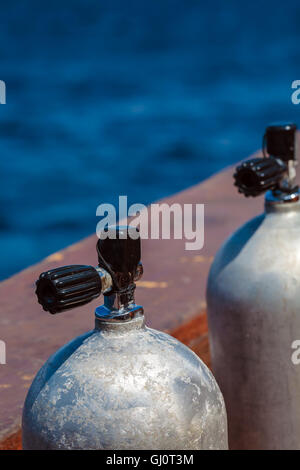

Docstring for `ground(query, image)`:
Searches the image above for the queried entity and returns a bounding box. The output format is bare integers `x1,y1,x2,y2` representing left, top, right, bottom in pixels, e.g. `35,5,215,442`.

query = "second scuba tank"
207,123,300,449
23,226,228,450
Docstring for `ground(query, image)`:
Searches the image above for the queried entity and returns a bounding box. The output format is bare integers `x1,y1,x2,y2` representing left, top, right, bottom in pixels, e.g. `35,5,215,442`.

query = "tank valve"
36,226,143,315
234,123,297,197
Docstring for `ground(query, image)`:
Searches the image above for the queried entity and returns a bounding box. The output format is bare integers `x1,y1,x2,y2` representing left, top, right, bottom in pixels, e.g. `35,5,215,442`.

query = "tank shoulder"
145,327,224,396
23,324,228,450
23,329,94,410
209,213,265,278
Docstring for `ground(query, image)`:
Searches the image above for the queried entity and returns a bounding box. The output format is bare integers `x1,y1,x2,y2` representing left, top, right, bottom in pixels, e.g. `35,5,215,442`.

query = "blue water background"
0,0,300,279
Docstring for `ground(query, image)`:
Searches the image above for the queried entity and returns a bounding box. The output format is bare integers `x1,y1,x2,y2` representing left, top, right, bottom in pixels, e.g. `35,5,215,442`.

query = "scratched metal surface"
22,317,227,450
1,141,300,443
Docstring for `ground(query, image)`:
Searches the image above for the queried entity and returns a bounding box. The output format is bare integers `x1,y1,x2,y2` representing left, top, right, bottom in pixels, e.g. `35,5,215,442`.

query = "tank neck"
265,188,300,214
95,314,145,333
94,293,144,332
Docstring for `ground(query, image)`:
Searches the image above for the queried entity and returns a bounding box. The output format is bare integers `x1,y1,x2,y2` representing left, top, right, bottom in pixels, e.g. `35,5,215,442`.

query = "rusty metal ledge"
2,143,297,448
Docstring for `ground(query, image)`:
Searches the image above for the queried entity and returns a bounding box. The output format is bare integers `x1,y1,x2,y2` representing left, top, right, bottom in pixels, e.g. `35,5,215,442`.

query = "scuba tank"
207,123,300,449
22,226,228,450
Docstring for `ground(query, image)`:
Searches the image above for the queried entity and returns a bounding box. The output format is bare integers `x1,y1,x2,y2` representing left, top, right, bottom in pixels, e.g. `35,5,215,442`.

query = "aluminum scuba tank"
206,123,300,449
22,226,228,450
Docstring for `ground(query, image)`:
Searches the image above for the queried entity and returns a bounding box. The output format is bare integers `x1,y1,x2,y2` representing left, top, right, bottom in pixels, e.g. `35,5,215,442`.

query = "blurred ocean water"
0,0,300,279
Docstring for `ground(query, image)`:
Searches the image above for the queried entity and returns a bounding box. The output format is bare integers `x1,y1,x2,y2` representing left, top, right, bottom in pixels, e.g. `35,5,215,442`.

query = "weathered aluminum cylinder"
207,123,300,449
23,226,228,450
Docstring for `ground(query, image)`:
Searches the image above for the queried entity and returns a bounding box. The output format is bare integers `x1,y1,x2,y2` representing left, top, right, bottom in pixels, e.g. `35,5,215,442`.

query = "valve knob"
234,157,287,197
264,123,297,161
35,227,142,314
97,226,142,292
36,265,102,314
